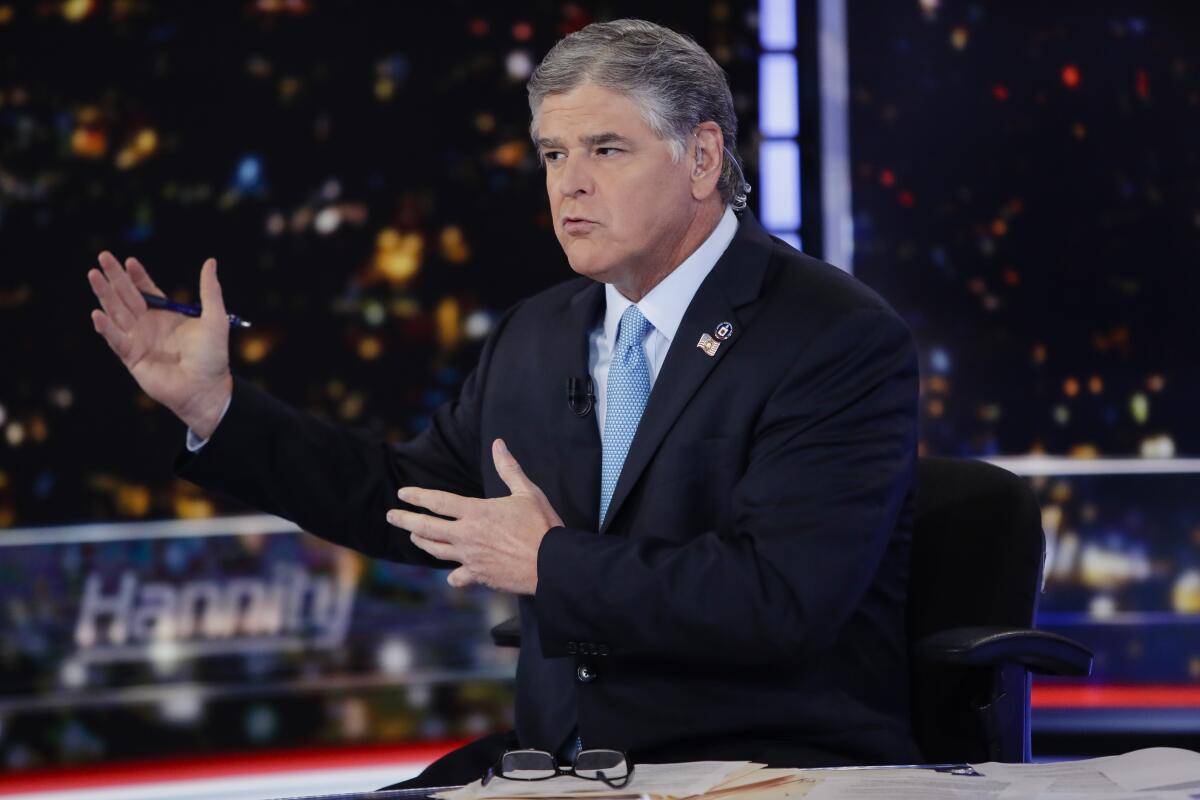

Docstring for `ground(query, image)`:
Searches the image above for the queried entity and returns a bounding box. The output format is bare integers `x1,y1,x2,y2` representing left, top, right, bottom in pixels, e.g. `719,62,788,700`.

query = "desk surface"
273,789,460,800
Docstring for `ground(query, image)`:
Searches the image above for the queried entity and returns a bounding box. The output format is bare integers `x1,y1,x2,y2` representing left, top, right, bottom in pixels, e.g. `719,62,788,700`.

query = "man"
87,18,921,785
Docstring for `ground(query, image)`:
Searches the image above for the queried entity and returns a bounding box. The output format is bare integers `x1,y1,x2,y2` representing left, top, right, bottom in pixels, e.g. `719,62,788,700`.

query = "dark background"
850,0,1200,459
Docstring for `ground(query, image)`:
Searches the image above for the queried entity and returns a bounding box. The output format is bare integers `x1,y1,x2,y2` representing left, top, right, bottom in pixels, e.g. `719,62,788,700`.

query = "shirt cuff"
184,394,233,452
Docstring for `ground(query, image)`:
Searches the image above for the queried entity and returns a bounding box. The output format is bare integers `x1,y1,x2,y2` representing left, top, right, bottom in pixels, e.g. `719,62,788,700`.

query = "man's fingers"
125,257,164,297
97,250,147,316
198,258,226,321
91,309,131,360
386,508,455,541
409,532,457,562
397,486,471,518
492,438,535,495
87,267,135,332
446,567,475,589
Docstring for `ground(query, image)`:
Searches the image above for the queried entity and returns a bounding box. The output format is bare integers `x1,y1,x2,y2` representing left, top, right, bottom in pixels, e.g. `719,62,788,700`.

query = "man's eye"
595,147,623,156
544,152,565,162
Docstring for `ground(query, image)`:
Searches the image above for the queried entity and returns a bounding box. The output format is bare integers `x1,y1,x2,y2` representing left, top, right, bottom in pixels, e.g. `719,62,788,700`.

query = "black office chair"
489,456,1093,764
908,456,1091,763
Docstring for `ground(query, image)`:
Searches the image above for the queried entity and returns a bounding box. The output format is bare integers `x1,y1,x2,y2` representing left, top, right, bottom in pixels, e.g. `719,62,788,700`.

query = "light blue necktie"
599,305,653,527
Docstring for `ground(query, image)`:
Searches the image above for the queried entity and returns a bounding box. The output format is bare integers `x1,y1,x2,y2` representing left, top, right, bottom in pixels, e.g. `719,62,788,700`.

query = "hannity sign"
0,515,508,709
73,562,355,662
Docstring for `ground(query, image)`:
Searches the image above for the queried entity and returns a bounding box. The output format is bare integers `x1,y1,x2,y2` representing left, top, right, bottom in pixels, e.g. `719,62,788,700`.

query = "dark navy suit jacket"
176,210,923,767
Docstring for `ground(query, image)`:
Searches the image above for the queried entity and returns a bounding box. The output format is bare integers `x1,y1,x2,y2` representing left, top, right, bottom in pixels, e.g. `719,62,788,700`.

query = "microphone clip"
567,377,595,418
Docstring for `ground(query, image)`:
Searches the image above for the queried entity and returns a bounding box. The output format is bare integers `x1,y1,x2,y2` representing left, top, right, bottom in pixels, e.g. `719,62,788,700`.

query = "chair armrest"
491,616,521,648
916,626,1093,677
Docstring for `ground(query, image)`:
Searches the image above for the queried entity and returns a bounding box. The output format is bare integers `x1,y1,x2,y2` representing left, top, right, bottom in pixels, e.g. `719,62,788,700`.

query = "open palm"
88,252,232,436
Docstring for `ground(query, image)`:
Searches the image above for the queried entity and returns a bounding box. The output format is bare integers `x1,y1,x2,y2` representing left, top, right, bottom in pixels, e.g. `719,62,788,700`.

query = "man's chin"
564,251,618,283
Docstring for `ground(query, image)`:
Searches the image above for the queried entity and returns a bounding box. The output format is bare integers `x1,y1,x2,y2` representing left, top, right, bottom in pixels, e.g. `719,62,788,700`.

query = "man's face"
535,84,697,289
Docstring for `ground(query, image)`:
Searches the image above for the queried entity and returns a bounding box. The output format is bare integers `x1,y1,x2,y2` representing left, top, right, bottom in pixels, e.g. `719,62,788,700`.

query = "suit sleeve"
534,306,919,665
173,304,518,566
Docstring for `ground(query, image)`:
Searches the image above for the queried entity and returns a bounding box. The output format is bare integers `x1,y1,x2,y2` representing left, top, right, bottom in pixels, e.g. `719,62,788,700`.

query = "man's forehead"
535,86,651,139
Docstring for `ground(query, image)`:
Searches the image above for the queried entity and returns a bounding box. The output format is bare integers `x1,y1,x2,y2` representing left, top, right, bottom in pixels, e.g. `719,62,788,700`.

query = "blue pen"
140,291,252,329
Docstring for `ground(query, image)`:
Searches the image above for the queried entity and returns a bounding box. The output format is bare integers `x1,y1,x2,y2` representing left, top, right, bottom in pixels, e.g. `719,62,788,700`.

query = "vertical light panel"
758,0,801,249
759,54,799,137
818,0,853,272
760,0,797,51
760,140,801,231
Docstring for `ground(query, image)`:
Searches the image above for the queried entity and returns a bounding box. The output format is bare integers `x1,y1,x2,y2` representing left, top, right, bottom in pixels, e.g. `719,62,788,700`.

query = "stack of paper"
800,747,1200,799
973,747,1200,797
430,761,818,800
431,747,1200,800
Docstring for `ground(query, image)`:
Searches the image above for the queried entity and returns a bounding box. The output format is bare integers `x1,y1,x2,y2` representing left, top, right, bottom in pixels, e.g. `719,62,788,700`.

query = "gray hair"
527,19,746,209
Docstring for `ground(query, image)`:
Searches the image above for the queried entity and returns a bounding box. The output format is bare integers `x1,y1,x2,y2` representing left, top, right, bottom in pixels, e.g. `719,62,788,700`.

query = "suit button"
567,642,577,655
577,664,596,683
581,642,593,655
598,644,610,656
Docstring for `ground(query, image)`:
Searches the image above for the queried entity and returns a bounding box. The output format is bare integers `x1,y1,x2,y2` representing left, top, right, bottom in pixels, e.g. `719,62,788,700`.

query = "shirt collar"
603,205,739,345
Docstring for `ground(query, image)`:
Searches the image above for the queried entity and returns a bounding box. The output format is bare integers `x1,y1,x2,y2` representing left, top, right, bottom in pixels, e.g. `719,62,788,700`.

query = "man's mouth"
562,217,599,233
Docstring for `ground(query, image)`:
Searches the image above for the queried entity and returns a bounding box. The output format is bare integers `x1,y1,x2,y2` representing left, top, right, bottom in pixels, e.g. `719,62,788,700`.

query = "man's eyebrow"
580,132,632,147
535,132,633,150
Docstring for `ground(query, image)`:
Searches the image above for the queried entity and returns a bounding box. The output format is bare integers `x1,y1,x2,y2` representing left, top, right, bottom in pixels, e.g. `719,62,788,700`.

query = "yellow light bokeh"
439,225,471,263
357,335,383,361
339,392,364,420
62,0,95,23
239,334,273,364
1129,392,1149,425
71,128,107,158
436,297,461,350
115,483,151,517
373,228,423,285
173,495,216,519
135,128,158,154
493,140,528,167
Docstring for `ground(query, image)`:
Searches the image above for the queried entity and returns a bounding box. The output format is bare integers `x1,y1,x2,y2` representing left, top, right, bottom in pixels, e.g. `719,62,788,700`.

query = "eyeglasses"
481,748,633,789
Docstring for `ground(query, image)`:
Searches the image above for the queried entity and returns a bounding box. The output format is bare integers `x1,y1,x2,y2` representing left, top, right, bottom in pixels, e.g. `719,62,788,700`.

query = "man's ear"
689,121,725,202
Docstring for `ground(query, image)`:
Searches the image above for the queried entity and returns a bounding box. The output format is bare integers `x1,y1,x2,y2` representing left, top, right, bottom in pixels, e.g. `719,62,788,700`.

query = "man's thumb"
198,258,226,321
493,438,530,494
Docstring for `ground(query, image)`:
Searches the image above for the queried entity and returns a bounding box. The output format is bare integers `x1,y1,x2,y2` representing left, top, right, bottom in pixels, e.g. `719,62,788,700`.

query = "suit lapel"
546,280,605,530
599,211,774,533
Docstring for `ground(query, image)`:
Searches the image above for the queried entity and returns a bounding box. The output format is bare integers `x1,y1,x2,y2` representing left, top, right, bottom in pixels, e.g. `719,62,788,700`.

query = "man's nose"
558,153,593,198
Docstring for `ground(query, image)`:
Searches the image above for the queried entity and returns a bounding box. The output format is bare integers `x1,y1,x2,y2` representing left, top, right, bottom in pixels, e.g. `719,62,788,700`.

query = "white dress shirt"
186,395,231,451
188,206,739,451
588,205,738,433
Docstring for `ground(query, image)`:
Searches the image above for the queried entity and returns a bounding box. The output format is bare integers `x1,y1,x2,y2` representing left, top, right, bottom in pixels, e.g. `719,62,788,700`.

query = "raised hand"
387,439,565,594
88,252,233,439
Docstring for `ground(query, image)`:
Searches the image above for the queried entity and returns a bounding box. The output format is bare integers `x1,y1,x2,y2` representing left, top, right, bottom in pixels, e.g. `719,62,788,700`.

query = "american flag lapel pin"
697,321,733,357
697,332,720,357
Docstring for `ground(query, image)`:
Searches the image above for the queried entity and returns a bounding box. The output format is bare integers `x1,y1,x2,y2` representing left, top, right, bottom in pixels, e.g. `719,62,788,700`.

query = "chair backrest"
907,456,1046,762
